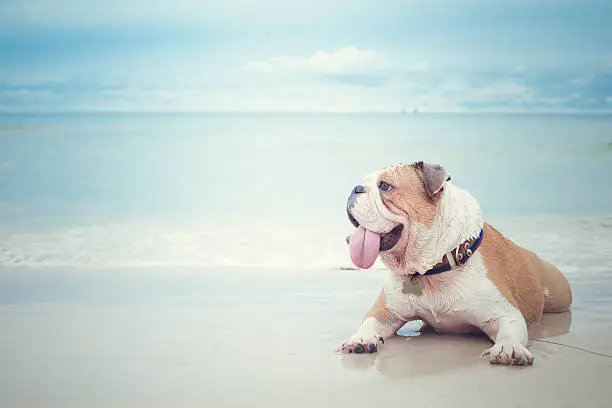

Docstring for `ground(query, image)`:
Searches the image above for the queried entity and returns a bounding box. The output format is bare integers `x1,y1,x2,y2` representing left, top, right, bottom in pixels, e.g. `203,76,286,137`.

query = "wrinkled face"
346,162,447,270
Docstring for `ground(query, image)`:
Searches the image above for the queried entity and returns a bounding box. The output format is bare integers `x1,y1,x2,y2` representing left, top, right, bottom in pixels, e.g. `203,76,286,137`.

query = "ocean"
0,113,611,269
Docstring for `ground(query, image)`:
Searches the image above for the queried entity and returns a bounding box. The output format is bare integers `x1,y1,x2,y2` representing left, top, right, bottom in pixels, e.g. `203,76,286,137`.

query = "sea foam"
1,215,610,275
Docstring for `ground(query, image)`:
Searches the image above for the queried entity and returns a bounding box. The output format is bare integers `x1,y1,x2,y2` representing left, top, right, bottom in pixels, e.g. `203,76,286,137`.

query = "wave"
1,215,611,271
0,220,360,269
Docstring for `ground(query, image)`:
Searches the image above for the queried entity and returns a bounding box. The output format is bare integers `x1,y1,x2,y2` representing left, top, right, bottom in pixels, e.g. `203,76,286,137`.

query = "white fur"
337,316,405,353
341,171,533,365
349,171,404,234
340,253,533,363
420,182,484,267
373,182,484,277
354,317,401,343
380,252,532,363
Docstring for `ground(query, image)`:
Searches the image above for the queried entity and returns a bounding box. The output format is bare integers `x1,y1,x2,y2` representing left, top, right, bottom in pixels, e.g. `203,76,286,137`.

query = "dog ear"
414,161,450,201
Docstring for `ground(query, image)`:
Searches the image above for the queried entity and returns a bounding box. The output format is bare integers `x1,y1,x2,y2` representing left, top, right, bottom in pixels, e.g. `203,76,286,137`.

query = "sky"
0,0,611,113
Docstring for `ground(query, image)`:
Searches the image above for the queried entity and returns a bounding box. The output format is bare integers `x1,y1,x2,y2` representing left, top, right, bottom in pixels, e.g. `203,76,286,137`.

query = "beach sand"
1,266,610,408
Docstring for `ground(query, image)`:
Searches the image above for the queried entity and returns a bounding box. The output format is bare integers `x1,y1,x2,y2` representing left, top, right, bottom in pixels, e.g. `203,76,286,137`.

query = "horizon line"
1,110,612,117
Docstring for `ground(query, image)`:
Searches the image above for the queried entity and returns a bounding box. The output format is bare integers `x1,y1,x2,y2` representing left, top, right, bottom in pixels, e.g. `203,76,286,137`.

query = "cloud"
1,0,611,116
5,72,610,114
477,83,529,97
2,51,612,113
241,46,394,76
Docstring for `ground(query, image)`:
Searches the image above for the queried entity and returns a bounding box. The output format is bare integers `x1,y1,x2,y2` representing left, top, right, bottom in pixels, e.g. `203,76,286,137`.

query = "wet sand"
0,267,610,408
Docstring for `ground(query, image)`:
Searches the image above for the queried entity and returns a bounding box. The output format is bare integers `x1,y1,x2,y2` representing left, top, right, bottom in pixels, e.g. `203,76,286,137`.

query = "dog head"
346,161,450,271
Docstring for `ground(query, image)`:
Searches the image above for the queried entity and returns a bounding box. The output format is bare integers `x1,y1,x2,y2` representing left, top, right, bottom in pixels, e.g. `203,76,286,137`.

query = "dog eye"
378,181,394,192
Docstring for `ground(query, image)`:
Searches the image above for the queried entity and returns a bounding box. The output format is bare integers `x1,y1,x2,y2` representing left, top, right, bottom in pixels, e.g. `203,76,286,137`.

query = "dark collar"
420,228,484,276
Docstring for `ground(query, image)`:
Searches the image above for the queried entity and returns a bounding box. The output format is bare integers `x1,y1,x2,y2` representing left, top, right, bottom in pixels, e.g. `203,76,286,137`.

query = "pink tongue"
349,226,381,269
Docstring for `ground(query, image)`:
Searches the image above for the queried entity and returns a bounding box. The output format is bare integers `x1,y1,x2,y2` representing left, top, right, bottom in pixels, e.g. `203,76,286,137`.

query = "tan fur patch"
378,164,438,227
363,288,395,323
480,223,573,327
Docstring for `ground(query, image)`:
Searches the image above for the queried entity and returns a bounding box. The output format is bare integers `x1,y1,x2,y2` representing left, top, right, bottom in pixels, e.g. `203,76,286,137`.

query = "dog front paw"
337,334,384,354
481,342,534,366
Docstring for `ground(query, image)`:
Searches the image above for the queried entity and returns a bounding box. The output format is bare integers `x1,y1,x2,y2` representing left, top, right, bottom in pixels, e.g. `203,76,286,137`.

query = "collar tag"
402,279,424,296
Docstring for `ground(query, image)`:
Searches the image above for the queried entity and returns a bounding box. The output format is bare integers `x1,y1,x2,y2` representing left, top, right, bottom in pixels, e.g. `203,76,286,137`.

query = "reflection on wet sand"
339,311,574,379
529,310,572,339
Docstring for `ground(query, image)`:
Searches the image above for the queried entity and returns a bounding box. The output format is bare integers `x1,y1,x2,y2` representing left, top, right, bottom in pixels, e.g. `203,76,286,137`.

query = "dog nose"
352,185,366,195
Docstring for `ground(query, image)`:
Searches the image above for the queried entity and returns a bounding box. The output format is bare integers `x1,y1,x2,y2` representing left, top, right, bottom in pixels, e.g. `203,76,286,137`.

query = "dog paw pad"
481,342,534,366
337,336,383,354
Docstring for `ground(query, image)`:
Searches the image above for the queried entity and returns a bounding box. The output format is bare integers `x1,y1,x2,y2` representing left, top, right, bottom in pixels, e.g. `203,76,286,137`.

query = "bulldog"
339,161,572,366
